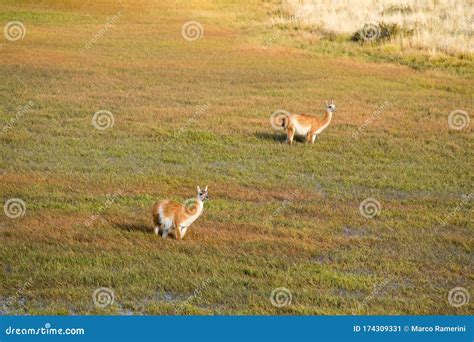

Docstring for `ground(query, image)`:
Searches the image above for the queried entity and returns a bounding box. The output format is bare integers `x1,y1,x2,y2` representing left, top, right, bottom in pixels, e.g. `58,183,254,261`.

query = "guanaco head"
197,185,209,201
325,99,336,113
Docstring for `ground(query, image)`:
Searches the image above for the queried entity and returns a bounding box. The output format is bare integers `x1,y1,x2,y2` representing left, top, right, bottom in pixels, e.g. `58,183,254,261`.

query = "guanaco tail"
151,186,209,240
271,99,336,144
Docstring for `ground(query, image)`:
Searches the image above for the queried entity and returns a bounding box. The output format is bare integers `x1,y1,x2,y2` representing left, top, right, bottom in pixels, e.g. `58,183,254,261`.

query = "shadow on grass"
255,131,306,143
114,222,178,239
255,131,286,142
114,222,152,234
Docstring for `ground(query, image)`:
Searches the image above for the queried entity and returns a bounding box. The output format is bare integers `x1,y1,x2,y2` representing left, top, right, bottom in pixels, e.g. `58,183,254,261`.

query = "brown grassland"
0,0,472,315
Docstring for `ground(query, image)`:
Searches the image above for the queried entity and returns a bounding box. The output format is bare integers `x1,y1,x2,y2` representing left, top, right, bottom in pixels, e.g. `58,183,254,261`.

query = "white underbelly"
293,120,310,136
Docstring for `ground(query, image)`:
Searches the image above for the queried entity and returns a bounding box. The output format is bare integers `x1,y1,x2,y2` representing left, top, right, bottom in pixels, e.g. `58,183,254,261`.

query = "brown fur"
151,186,208,240
285,111,333,144
151,200,201,239
272,101,335,144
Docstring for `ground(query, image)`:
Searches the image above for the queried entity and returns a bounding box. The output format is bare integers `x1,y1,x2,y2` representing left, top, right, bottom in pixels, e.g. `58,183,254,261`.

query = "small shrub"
378,22,400,41
351,22,413,44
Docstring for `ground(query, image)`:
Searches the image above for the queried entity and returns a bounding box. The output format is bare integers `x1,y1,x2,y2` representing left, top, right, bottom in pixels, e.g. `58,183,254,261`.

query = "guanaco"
151,186,208,240
271,100,336,144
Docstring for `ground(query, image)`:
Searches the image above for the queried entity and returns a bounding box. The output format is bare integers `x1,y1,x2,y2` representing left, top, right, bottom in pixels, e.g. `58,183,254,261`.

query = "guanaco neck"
185,197,203,216
323,110,333,125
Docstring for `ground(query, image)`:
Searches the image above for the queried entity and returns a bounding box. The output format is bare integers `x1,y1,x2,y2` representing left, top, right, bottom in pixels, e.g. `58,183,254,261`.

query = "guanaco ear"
197,186,201,193
204,185,208,192
325,100,329,107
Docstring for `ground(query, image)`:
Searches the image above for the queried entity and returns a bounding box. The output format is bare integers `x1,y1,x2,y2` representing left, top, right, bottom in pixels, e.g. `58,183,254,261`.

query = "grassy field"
0,0,472,315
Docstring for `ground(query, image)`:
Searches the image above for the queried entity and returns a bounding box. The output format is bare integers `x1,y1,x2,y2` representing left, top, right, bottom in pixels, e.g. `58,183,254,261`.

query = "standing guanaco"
151,186,208,240
271,100,336,144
